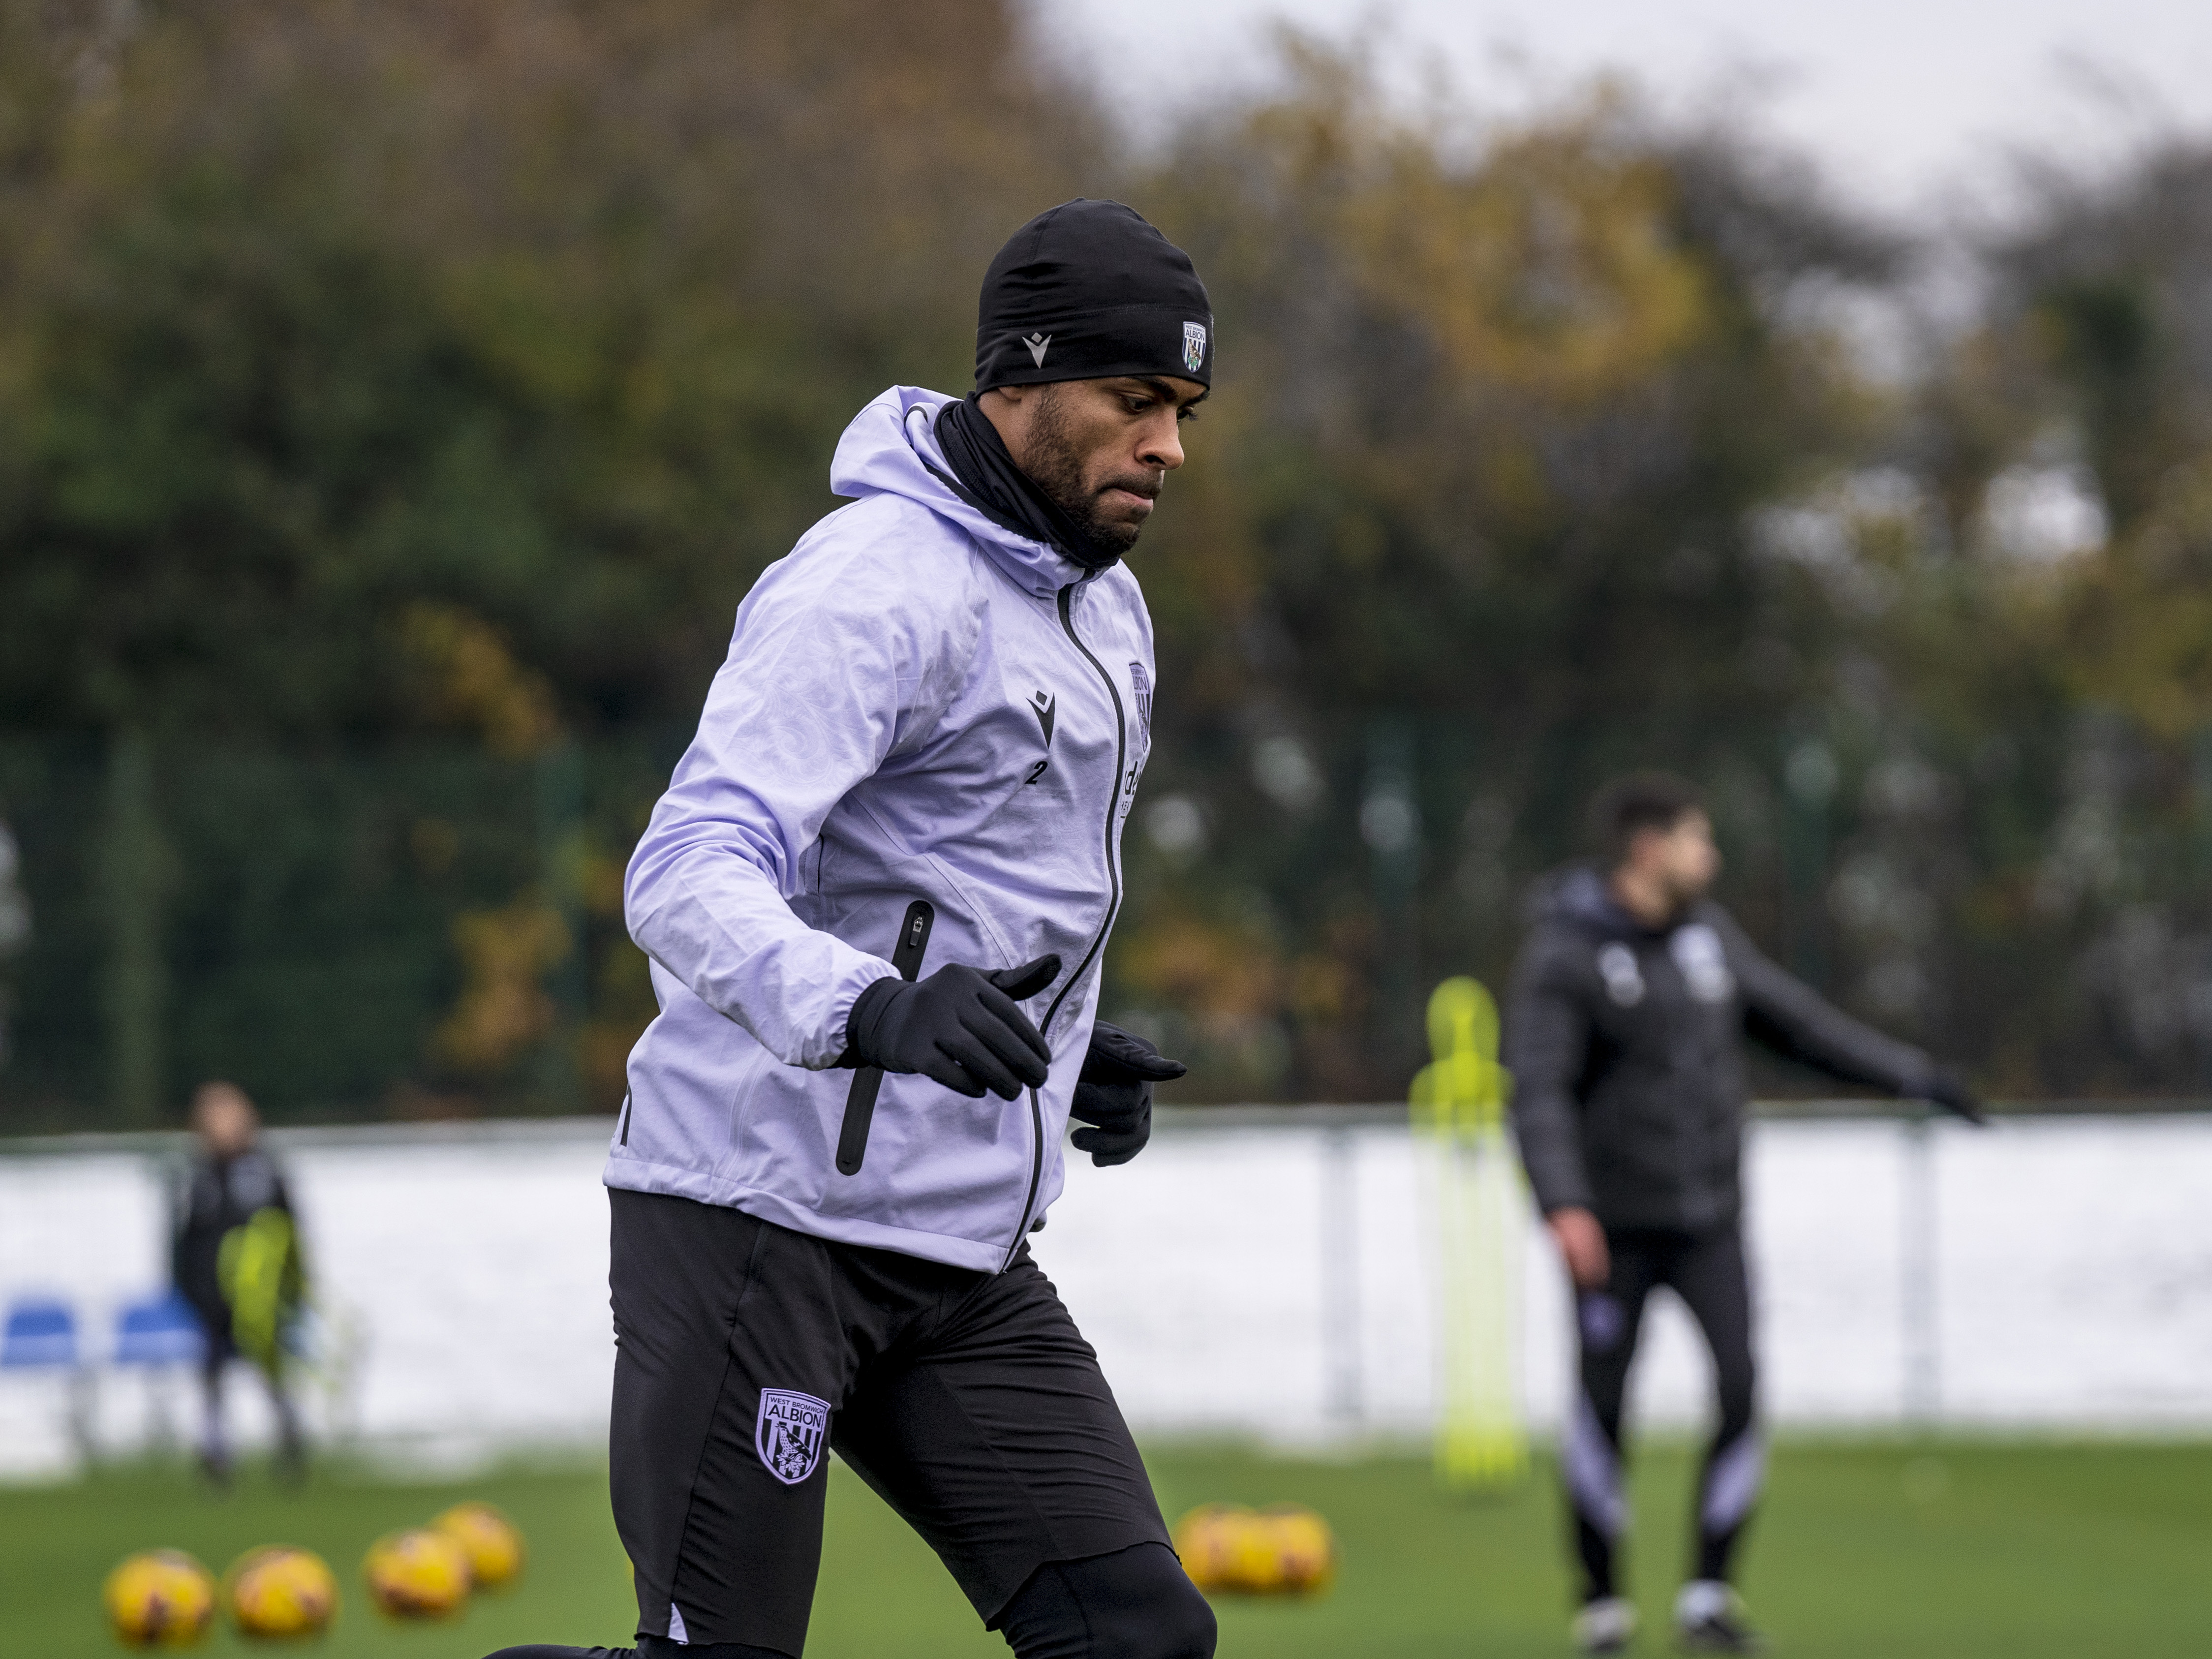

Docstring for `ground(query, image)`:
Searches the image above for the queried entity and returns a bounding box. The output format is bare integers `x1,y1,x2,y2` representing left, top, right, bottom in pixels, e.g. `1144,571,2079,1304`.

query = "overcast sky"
1036,0,2212,219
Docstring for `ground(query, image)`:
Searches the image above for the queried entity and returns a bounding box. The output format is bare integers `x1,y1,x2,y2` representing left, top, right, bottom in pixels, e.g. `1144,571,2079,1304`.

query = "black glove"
1919,1067,1986,1126
846,955,1060,1101
1069,1021,1187,1167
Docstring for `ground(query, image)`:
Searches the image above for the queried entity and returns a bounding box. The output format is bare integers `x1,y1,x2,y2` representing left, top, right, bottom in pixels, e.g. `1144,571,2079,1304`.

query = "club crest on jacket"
756,1389,830,1485
1670,924,1735,1003
1128,662,1153,748
1597,942,1645,1007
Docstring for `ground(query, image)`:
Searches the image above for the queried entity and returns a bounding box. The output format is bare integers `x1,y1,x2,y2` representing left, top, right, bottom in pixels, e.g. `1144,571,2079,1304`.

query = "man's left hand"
1069,1022,1187,1167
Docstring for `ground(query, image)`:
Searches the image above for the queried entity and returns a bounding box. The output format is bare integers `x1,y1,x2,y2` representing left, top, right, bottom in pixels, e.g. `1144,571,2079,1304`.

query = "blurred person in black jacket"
1505,773,1981,1655
171,1080,307,1484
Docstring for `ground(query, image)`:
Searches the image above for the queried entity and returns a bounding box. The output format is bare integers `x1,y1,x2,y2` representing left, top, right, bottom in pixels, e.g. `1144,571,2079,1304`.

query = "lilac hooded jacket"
607,386,1157,1272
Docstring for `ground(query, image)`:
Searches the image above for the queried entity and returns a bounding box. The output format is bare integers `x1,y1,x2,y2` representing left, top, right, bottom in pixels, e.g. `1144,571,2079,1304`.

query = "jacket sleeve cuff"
1533,1178,1597,1215
816,961,902,1070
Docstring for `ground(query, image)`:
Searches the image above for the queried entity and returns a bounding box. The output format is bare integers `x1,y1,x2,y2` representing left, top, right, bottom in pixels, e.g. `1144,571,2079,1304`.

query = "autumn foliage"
4,1,2212,1118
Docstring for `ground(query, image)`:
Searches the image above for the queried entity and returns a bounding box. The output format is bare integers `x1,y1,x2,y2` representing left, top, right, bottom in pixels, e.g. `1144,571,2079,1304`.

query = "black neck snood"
932,395,1122,574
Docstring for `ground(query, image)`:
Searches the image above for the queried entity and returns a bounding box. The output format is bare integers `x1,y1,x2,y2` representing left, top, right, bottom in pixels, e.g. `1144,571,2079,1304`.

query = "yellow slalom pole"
1410,977,1528,1492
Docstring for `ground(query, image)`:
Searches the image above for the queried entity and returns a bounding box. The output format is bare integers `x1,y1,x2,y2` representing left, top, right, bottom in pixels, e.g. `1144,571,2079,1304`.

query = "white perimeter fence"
2,1109,2210,1478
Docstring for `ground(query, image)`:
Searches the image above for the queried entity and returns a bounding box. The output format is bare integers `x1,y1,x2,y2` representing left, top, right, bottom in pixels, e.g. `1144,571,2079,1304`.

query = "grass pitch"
4,1439,2206,1657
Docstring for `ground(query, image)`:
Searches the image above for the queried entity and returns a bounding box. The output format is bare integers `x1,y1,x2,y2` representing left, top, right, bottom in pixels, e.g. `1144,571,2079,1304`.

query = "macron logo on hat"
1025,333,1051,367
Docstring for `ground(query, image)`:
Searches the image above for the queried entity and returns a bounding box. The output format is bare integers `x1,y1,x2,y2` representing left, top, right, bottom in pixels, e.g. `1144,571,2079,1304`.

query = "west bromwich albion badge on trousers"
756,1388,830,1485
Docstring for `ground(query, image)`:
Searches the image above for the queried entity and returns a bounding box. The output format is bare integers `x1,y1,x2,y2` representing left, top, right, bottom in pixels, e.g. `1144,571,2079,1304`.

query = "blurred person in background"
1506,772,1983,1655
492,200,1212,1659
171,1079,308,1485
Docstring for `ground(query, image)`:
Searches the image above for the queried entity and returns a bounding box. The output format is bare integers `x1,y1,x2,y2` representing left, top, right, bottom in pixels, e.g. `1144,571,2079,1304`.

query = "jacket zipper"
1003,582,1128,1269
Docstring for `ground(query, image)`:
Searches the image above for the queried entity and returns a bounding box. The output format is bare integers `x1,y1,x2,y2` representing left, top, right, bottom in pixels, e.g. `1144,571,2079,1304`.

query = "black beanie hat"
974,199,1213,393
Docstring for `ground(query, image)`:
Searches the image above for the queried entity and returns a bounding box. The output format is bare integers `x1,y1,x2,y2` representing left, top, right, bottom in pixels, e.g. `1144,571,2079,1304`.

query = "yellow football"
431,1501,526,1589
1172,1503,1337,1597
363,1527,472,1619
103,1549,216,1647
222,1545,339,1639
1254,1504,1337,1595
1173,1504,1275,1593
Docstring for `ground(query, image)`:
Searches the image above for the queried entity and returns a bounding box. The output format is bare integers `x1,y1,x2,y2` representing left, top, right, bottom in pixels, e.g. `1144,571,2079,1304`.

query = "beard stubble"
1027,385,1153,562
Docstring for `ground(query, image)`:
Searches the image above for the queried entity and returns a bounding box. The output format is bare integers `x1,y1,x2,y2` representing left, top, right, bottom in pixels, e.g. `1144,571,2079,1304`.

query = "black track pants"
485,1644,779,1659
484,1542,1214,1659
1562,1224,1760,1601
603,1190,1177,1657
993,1543,1216,1658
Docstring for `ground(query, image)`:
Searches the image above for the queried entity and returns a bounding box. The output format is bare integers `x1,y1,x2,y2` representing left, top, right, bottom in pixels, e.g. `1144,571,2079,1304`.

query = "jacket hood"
1535,863,1654,941
830,386,1093,601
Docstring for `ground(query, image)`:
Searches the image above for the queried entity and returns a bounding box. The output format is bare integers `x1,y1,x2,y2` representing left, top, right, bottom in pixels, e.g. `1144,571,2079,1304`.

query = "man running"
1506,773,1982,1655
492,200,1215,1659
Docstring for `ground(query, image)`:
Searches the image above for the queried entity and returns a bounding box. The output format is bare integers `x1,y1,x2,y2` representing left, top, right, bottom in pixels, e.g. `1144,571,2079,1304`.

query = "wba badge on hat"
755,1388,830,1485
1182,320,1208,373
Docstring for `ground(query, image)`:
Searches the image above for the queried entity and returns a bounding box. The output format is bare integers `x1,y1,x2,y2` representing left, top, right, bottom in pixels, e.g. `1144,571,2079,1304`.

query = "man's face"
192,1084,258,1156
1008,374,1206,559
1643,810,1722,907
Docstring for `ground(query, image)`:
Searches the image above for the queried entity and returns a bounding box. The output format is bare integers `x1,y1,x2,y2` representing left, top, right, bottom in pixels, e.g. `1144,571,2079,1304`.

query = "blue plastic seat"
113,1293,205,1367
0,1297,80,1369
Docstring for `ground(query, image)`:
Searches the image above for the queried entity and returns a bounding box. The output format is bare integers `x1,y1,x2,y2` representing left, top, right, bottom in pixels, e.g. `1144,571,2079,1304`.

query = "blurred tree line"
2,0,2211,1124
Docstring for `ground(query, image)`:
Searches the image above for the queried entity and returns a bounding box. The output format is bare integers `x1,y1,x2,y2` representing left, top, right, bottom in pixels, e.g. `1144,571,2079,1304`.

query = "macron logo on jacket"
611,387,1157,1273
